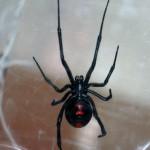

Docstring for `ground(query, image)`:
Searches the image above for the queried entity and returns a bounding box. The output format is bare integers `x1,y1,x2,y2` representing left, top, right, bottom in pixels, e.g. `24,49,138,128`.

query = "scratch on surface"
52,137,56,150
143,27,150,37
28,83,45,97
0,144,28,150
25,99,29,106
137,141,150,150
10,106,51,127
38,129,44,140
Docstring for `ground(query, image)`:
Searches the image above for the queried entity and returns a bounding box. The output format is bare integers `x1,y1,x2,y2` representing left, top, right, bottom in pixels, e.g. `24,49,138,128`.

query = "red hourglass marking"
75,123,83,128
76,110,84,115
75,104,84,109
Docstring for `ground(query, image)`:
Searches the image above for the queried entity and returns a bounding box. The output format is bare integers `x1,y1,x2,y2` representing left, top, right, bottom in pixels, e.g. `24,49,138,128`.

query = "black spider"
33,0,119,149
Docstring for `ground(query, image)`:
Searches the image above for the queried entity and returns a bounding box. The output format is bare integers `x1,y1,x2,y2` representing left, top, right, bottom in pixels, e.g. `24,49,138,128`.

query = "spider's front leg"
84,0,110,84
33,57,71,93
57,0,74,85
88,46,119,88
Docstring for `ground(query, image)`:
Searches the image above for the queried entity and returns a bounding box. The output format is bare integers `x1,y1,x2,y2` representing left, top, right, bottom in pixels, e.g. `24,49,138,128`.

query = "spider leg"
84,0,110,84
51,91,71,106
57,100,68,150
33,57,71,93
87,96,106,137
88,46,119,87
87,89,112,101
57,0,74,85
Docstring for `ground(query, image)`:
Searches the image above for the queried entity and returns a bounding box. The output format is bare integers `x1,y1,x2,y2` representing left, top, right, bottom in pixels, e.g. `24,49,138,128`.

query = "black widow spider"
33,0,119,149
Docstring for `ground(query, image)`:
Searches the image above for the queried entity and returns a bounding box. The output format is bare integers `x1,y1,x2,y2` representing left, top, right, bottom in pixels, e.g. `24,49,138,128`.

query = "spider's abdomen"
65,97,92,128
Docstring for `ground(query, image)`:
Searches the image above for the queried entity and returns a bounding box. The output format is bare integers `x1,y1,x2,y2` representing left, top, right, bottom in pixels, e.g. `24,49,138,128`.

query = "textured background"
0,0,150,149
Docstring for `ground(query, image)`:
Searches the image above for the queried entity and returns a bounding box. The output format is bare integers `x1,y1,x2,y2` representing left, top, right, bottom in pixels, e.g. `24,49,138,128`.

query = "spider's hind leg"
56,100,68,150
88,96,106,137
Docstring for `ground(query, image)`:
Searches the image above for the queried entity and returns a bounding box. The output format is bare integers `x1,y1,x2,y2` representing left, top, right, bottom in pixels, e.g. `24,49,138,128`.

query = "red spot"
76,110,84,115
75,123,83,128
75,104,84,109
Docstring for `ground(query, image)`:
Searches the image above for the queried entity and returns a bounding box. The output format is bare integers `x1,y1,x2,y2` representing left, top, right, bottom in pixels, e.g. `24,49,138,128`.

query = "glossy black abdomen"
65,97,92,128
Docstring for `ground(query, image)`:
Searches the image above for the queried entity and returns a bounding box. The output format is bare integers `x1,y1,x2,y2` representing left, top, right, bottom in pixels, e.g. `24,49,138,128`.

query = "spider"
33,0,119,149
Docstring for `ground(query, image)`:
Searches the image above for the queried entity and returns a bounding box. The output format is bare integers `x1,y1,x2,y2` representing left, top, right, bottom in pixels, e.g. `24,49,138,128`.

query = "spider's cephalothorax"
74,75,84,84
73,75,86,94
33,0,119,149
